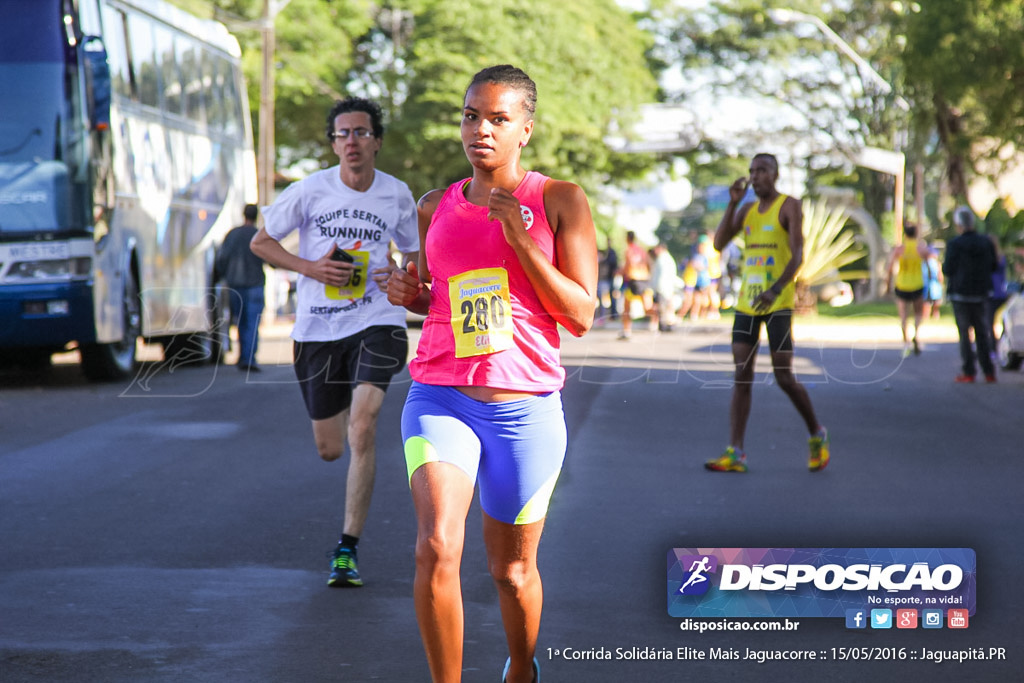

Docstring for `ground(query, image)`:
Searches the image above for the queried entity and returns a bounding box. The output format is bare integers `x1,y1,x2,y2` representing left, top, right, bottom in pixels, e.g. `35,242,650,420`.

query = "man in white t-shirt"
251,97,419,587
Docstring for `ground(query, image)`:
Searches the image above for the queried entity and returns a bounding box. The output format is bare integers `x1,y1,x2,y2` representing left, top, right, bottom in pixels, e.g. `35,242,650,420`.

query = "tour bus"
0,0,257,380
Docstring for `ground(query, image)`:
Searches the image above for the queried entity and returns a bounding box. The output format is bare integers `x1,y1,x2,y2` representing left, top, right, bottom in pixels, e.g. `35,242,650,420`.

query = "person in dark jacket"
942,206,997,383
215,204,266,371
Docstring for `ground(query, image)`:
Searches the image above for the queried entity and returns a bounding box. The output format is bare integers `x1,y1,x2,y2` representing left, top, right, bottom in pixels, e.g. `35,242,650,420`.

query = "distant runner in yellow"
885,223,931,357
706,153,829,473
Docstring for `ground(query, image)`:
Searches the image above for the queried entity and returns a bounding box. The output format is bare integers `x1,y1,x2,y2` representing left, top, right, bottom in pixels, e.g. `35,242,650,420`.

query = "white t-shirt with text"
261,167,419,342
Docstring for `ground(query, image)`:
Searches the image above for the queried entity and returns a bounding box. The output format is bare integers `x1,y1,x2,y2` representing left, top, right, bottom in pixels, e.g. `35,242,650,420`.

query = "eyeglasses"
331,128,374,140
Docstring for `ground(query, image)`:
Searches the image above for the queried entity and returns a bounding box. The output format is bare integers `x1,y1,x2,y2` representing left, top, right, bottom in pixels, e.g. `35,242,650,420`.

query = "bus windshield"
0,1,74,236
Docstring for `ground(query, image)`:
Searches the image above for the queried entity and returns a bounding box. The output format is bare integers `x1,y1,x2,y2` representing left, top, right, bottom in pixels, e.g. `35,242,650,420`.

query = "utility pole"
258,0,290,209
257,0,275,208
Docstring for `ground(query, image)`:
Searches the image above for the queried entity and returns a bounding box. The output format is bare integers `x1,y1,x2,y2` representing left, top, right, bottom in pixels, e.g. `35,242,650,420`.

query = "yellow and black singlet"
736,194,795,315
895,237,925,292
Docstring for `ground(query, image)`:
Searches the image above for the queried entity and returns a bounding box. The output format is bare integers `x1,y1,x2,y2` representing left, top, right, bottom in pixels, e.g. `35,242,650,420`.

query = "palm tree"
795,199,867,313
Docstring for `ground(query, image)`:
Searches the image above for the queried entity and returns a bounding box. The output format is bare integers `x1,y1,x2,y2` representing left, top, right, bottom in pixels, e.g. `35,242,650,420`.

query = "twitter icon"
870,609,893,629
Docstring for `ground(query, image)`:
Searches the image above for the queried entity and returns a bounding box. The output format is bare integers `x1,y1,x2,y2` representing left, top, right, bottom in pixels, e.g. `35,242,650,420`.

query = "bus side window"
127,14,158,108
156,25,181,116
201,50,221,130
206,56,227,131
223,63,243,138
100,6,131,100
181,43,205,123
79,0,102,34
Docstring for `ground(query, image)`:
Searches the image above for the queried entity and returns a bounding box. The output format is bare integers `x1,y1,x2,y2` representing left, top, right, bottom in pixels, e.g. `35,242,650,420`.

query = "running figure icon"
679,556,712,593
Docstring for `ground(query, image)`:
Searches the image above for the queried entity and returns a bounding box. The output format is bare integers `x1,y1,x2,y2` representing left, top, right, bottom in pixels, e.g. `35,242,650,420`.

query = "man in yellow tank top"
706,153,829,473
885,223,931,357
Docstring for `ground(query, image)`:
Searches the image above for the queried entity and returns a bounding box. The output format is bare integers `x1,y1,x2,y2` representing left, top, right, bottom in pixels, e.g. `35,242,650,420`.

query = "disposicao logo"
676,555,718,596
667,548,976,619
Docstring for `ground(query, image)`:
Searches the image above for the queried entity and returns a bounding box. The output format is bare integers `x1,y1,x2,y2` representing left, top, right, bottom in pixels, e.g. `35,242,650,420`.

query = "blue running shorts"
401,382,567,525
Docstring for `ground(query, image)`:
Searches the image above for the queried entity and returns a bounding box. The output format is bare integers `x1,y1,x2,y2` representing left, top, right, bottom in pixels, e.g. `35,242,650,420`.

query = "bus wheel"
81,273,141,381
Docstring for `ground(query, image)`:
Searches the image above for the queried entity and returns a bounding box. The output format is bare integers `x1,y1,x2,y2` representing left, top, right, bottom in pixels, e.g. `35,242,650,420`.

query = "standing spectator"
250,96,419,586
706,153,829,473
692,236,712,319
943,206,997,383
705,233,723,319
923,246,945,319
618,230,652,339
650,243,678,331
719,240,743,310
985,235,1008,358
215,204,266,371
678,237,711,321
596,245,619,322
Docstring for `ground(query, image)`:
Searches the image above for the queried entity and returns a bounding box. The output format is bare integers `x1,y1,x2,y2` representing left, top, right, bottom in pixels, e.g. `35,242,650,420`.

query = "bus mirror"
82,35,111,131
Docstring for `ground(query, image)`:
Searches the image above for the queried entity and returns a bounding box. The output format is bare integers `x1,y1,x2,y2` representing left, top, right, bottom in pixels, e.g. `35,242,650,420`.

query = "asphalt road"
1,317,1021,682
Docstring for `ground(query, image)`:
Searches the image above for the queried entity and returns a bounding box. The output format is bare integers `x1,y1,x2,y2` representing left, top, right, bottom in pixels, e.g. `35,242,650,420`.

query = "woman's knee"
488,557,537,594
415,529,464,576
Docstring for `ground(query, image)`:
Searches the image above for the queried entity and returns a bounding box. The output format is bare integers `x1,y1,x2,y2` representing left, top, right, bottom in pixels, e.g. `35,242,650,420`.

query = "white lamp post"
767,8,909,111
768,7,910,239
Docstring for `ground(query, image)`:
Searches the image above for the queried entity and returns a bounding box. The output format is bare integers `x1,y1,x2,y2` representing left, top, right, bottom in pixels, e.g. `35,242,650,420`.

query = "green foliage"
647,0,909,233
167,0,374,168
169,0,657,200
271,0,375,166
983,199,1024,276
798,199,868,289
900,0,1024,198
375,0,657,197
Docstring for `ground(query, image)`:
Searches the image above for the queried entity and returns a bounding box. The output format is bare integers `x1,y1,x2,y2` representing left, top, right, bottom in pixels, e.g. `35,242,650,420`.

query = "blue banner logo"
668,548,976,618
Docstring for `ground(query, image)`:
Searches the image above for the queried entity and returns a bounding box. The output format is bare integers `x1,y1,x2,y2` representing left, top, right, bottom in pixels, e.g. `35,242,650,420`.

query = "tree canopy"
377,0,658,197
172,0,658,200
644,0,1024,224
642,1,908,225
901,0,1024,200
167,0,1024,256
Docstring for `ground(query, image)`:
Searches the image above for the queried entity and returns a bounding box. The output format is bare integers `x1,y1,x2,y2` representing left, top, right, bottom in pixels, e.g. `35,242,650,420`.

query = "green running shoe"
327,545,363,587
808,427,830,472
705,446,748,473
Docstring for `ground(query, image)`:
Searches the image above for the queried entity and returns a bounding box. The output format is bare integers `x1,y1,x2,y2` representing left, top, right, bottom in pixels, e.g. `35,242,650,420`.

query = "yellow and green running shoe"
705,446,748,473
808,427,830,472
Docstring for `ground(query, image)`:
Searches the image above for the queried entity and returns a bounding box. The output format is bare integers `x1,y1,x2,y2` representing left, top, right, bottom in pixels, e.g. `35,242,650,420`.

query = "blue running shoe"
327,545,363,587
502,656,540,682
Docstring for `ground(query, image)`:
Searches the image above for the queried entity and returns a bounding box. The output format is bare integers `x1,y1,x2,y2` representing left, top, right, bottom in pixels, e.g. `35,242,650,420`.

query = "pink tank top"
409,171,565,391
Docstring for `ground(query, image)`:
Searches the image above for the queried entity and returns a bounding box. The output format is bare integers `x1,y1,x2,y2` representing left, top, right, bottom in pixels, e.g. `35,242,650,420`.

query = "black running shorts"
732,310,794,353
894,287,924,302
293,325,408,420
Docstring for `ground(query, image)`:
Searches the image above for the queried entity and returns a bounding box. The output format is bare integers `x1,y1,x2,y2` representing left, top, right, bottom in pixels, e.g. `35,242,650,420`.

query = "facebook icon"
846,609,867,629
